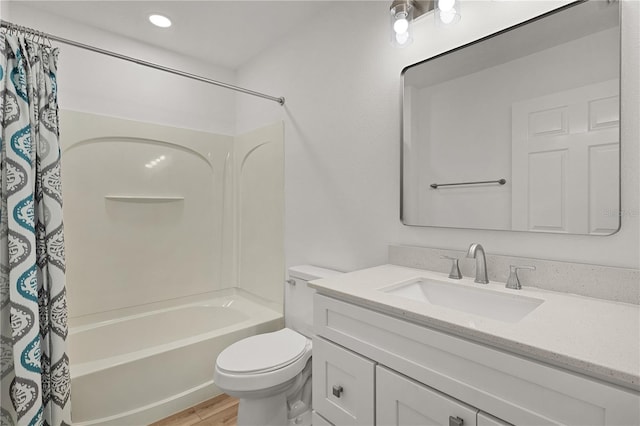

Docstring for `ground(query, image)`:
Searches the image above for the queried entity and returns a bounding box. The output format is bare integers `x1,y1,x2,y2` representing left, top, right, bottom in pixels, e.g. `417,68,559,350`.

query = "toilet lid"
217,328,309,374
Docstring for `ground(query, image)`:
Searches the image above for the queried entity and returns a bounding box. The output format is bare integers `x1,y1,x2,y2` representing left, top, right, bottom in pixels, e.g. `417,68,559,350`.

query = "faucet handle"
506,265,536,290
441,256,462,279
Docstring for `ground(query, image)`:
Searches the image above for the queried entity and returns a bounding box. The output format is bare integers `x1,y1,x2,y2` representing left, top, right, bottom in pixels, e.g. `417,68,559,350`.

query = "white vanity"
308,265,640,426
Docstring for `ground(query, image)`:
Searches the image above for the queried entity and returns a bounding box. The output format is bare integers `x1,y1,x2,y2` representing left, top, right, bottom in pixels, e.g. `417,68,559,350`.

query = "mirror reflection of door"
511,80,620,234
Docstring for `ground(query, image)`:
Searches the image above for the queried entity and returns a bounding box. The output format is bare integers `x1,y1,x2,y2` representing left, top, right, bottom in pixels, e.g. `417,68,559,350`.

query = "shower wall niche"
60,110,284,319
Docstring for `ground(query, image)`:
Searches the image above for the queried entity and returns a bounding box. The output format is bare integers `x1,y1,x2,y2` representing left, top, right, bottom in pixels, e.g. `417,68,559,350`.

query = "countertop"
309,264,640,392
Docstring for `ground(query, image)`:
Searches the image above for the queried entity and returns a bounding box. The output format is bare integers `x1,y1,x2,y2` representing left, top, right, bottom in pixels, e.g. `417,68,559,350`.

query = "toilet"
214,265,342,426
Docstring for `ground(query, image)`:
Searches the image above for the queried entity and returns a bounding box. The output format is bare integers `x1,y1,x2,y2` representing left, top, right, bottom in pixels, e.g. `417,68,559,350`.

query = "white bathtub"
68,290,283,425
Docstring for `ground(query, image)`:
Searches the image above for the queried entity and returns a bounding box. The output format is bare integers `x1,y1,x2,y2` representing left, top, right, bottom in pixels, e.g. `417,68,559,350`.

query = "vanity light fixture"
390,0,435,47
148,14,172,28
390,0,460,47
436,0,461,25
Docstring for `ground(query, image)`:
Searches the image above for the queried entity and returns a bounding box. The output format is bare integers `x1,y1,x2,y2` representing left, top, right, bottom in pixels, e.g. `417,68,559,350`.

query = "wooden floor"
150,394,239,426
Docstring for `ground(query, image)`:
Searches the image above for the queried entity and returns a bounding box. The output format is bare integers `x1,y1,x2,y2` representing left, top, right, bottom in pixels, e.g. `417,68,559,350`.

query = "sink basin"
382,278,544,323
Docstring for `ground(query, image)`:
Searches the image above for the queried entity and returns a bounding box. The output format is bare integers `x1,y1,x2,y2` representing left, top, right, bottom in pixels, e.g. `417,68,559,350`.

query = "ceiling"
9,0,336,69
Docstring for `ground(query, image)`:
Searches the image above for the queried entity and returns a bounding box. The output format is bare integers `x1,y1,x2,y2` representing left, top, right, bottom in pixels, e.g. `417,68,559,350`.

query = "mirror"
401,0,620,235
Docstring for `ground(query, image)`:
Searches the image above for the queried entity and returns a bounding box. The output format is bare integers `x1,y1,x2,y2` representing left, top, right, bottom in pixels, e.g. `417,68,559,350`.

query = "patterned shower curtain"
0,33,71,426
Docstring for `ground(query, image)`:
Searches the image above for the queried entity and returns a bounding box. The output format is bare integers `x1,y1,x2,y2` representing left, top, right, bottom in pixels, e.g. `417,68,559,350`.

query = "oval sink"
382,278,544,323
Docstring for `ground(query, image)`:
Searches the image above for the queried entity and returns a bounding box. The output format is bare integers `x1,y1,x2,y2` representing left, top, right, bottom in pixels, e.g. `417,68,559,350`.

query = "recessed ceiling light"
149,14,172,28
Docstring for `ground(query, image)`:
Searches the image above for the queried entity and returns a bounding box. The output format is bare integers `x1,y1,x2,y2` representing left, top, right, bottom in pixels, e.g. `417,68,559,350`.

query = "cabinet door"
477,412,512,426
312,337,375,425
377,366,477,426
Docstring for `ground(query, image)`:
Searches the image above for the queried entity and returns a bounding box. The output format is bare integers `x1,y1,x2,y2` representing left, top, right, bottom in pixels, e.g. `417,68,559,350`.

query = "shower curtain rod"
0,19,286,106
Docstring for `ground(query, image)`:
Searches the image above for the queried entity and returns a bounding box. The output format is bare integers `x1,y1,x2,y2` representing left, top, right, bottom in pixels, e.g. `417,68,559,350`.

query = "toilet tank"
286,265,342,338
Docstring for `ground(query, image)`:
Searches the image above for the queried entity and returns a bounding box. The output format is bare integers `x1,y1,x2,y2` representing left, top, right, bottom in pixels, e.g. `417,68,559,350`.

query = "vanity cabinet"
312,294,640,425
313,336,513,426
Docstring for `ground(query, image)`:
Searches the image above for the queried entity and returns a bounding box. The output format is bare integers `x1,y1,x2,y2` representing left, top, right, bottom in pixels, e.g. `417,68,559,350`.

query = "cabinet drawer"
377,366,477,426
312,337,375,425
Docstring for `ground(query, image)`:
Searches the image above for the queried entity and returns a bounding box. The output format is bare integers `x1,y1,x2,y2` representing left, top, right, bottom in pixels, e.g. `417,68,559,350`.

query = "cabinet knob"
449,416,464,426
286,279,296,286
332,385,344,398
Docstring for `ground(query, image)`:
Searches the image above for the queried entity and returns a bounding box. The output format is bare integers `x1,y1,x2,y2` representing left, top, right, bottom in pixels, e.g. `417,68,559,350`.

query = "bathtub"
68,289,283,425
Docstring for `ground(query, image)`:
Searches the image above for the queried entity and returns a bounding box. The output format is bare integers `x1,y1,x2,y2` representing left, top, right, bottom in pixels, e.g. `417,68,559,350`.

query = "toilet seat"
217,328,309,374
214,328,312,393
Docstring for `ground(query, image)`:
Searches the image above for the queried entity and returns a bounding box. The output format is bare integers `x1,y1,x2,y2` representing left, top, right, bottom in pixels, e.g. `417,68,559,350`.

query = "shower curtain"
0,33,71,426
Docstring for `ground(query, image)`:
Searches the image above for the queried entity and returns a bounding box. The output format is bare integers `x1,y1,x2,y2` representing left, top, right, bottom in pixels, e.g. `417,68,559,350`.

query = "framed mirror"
401,0,621,235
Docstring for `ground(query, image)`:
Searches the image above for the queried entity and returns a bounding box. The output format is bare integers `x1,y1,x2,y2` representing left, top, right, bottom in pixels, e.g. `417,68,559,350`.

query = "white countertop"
309,264,640,392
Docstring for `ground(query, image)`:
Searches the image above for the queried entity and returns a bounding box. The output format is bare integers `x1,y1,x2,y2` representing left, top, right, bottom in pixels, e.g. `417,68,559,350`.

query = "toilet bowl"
214,328,312,425
213,265,341,426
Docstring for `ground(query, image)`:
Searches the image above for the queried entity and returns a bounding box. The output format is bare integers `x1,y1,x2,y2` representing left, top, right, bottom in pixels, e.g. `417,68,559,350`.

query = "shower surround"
60,111,284,424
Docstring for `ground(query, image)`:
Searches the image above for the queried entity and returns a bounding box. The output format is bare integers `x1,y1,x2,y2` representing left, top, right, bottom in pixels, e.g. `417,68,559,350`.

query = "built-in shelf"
104,195,185,202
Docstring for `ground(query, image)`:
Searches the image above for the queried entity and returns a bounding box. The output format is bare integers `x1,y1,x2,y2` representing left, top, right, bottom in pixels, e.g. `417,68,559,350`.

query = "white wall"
4,2,237,135
236,0,639,271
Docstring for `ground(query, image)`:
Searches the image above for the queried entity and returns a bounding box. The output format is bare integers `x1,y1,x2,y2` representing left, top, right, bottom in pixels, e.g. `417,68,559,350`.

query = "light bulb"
439,9,457,24
438,0,456,13
393,17,409,34
149,14,172,28
395,31,410,45
390,3,413,48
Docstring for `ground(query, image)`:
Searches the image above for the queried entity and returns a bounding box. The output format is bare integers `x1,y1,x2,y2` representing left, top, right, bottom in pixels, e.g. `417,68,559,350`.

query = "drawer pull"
449,416,464,426
332,385,344,398
286,279,296,285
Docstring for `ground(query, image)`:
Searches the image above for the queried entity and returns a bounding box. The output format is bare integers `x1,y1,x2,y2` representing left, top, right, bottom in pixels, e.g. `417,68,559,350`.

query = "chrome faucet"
466,243,489,284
